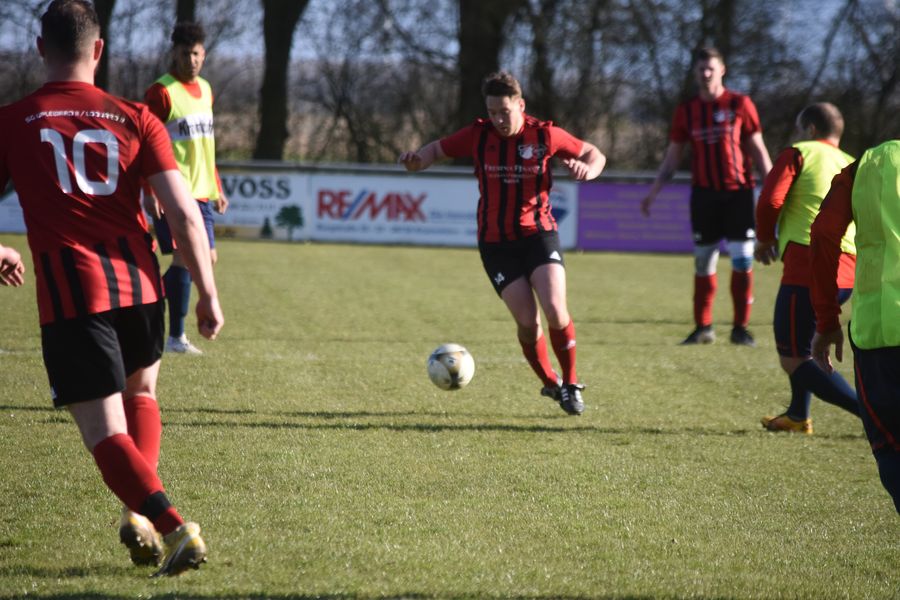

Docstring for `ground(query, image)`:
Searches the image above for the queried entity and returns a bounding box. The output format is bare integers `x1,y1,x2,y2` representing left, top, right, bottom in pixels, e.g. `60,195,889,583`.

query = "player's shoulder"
524,114,554,130
722,88,755,107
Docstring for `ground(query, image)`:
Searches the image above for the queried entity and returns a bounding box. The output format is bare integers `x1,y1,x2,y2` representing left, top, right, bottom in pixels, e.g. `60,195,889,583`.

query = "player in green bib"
811,138,900,513
144,22,228,354
754,103,859,434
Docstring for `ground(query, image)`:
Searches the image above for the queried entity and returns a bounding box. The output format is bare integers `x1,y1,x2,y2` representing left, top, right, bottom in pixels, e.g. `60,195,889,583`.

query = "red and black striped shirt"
671,89,762,191
440,115,583,243
0,81,176,325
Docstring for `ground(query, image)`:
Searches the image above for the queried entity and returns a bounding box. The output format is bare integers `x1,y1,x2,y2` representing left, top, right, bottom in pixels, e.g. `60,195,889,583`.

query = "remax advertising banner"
310,174,479,247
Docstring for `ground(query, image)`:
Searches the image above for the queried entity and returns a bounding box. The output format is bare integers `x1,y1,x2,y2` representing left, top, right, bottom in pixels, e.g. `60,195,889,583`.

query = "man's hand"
0,246,25,287
214,194,229,215
640,194,656,217
195,294,224,340
811,327,844,374
754,239,779,265
562,157,591,181
398,151,425,172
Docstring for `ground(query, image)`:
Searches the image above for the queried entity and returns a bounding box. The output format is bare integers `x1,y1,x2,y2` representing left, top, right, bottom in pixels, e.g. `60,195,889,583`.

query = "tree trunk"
253,0,309,160
176,0,196,23
457,0,522,127
94,0,116,91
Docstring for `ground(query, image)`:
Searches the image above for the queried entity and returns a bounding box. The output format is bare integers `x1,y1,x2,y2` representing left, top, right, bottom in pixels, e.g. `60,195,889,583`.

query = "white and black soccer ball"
427,343,475,391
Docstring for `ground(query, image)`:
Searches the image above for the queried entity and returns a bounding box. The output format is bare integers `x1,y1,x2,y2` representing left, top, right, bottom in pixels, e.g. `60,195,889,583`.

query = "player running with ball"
400,72,606,415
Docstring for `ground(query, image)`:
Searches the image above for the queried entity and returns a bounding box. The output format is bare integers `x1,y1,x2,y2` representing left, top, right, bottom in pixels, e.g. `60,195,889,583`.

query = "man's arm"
641,141,685,216
562,142,606,181
399,140,447,172
0,244,25,287
809,166,855,372
754,148,800,265
745,132,773,181
146,169,224,340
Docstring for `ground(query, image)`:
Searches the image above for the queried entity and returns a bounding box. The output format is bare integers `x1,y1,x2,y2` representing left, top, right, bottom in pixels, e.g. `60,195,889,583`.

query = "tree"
94,0,116,91
252,0,309,160
275,205,303,241
457,0,522,127
176,0,196,22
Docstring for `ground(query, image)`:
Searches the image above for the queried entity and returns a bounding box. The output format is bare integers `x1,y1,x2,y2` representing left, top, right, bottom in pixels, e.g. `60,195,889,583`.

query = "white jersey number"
40,128,119,196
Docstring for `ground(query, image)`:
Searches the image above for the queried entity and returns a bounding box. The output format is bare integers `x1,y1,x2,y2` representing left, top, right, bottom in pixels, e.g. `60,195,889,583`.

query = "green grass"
0,233,897,600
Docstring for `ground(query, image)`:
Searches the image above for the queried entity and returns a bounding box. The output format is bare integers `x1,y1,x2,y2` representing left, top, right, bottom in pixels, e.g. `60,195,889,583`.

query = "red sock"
519,333,558,387
124,395,162,472
731,270,753,327
92,434,184,535
549,321,578,385
694,274,717,327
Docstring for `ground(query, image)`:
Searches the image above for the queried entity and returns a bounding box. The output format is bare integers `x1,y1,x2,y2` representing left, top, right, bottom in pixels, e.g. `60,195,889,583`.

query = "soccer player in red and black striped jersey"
400,72,606,415
0,0,222,575
642,47,772,346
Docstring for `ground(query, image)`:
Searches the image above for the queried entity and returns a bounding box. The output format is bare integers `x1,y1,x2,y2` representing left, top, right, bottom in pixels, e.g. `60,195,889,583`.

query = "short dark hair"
171,21,206,47
797,102,845,138
481,71,522,99
693,46,725,66
40,0,100,63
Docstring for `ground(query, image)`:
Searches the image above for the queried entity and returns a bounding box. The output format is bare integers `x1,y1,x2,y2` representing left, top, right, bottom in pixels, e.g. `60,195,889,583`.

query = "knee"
779,356,807,375
728,240,754,272
543,303,570,330
693,244,719,276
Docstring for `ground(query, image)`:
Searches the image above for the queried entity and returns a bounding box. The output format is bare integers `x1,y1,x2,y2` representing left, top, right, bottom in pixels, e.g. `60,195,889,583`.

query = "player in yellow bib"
144,22,228,354
811,138,900,513
754,103,859,434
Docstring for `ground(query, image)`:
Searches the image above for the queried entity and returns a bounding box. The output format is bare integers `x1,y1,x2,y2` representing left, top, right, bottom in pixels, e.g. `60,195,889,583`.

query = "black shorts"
774,285,853,357
41,300,165,407
153,199,215,254
479,231,564,296
690,187,756,246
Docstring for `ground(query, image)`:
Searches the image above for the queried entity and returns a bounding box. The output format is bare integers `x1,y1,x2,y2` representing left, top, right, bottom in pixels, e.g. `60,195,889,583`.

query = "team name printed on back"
25,110,126,124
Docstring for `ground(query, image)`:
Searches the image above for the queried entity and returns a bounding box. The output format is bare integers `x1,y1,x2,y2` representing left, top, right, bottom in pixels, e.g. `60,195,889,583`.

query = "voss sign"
310,174,479,246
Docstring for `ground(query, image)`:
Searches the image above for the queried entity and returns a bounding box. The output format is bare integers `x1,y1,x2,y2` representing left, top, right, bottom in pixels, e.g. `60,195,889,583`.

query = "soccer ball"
427,343,475,390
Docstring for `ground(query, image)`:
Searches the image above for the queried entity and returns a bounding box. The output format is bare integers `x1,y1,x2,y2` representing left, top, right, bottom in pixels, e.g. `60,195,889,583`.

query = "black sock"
790,360,860,418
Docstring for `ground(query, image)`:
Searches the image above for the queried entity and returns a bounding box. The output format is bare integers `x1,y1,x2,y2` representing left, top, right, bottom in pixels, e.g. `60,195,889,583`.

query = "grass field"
0,233,897,600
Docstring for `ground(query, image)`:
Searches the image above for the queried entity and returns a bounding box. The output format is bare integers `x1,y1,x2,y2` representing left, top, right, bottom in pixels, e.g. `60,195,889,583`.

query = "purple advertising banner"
578,182,693,253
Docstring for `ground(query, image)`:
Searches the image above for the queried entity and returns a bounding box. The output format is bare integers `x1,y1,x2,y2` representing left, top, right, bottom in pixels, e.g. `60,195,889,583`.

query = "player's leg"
851,343,900,514
684,188,720,344
530,261,584,416
153,212,195,354
480,242,558,391
524,232,577,384
763,286,857,432
500,276,557,387
530,263,575,382
725,188,757,346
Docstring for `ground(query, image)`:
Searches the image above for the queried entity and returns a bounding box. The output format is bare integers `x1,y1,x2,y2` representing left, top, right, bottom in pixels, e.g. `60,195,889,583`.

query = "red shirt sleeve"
439,125,476,158
810,164,856,332
137,105,178,177
549,126,584,159
143,82,171,123
756,148,802,242
740,95,762,136
670,104,689,144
